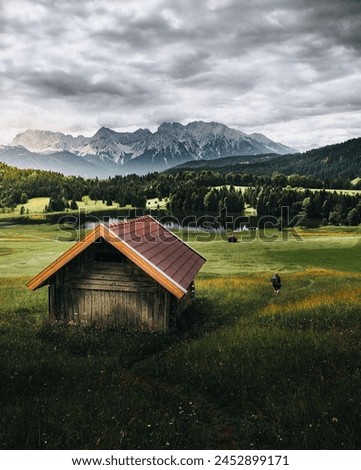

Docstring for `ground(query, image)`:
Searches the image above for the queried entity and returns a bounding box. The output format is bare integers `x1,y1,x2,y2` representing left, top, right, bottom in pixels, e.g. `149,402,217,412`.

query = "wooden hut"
27,216,206,333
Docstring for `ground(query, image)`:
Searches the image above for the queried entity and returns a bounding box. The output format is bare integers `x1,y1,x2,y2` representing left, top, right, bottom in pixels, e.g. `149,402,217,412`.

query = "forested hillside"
173,137,361,181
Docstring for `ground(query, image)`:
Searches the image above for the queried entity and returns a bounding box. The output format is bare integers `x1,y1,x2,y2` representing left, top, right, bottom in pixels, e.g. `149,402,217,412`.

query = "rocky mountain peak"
6,120,298,176
93,127,115,138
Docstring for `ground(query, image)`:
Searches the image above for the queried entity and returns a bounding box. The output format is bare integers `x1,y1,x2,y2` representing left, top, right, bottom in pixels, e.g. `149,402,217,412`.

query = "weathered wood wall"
48,239,172,332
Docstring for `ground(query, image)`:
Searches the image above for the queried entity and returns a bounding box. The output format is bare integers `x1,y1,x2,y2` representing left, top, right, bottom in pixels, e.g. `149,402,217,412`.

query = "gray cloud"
0,0,360,148
23,70,150,103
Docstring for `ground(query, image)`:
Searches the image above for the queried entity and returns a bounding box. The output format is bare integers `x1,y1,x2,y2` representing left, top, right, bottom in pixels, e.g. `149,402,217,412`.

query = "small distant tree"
20,192,28,204
204,188,219,211
328,210,341,226
62,197,70,210
48,196,65,212
271,172,287,187
70,199,78,210
72,190,82,202
20,206,25,215
347,208,360,226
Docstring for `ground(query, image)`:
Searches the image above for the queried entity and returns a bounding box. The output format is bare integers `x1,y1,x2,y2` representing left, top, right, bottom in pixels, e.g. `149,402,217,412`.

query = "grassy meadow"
0,223,361,449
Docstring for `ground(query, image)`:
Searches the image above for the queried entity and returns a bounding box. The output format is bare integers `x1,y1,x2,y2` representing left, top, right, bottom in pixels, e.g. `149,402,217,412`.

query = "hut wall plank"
65,286,72,323
135,293,141,329
102,291,107,325
48,284,56,320
108,291,117,326
130,292,137,329
92,290,101,326
124,292,130,327
163,290,171,333
87,290,93,326
147,293,154,331
77,289,84,324
140,292,147,329
153,291,162,332
107,291,114,326
103,290,108,326
66,282,157,293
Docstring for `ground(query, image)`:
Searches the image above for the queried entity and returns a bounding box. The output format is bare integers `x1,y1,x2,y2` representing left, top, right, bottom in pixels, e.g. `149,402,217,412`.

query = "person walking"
271,272,281,294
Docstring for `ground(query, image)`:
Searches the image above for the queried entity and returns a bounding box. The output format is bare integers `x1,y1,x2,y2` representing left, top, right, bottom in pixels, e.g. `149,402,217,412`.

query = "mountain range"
0,121,297,178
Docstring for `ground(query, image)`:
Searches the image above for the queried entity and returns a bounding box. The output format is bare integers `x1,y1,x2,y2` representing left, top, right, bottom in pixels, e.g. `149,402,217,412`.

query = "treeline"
1,162,361,225
246,186,361,226
0,164,85,210
0,163,147,211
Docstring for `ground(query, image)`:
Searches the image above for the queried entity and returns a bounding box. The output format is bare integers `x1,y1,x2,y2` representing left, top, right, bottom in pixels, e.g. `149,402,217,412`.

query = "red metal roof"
107,216,206,292
27,215,206,300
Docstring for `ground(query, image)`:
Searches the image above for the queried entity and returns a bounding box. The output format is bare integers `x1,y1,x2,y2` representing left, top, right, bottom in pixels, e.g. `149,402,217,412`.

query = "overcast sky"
1,0,360,150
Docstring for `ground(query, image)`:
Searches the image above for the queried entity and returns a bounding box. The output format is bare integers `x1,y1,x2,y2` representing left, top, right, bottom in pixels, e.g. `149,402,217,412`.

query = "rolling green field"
0,224,361,449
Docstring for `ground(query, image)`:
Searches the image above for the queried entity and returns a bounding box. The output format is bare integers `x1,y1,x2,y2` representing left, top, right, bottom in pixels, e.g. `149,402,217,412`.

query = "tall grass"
134,270,361,449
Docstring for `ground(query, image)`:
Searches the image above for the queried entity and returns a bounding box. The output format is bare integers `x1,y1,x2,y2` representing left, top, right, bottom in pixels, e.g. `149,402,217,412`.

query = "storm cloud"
0,0,360,150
